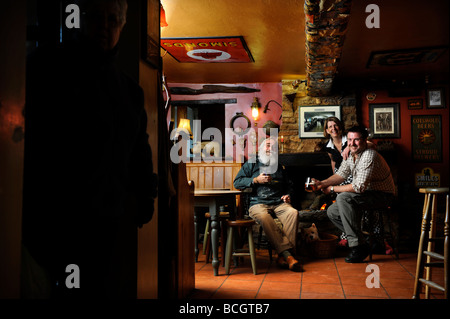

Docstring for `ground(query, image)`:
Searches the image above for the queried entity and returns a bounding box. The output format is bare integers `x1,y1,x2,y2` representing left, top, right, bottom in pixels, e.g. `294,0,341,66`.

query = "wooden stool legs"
362,207,399,262
224,220,257,275
248,227,257,274
413,188,449,299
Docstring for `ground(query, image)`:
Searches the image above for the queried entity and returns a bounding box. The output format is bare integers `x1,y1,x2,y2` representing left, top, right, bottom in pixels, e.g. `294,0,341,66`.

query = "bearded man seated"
233,137,302,272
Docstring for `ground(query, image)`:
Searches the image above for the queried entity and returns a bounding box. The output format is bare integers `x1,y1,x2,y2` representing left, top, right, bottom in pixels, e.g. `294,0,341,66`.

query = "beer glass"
305,177,316,192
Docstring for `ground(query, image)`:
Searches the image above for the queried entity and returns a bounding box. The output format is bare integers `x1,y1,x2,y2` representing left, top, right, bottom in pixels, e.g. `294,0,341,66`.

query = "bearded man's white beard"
259,151,277,165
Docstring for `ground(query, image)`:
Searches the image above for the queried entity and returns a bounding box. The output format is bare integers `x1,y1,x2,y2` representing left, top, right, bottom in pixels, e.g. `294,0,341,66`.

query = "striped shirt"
336,148,395,194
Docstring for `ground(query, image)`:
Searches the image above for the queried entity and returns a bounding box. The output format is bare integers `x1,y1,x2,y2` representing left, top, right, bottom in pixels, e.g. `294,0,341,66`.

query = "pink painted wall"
167,82,282,161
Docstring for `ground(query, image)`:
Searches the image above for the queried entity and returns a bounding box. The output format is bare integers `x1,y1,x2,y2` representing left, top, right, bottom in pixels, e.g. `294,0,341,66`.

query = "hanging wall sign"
411,115,442,162
161,36,254,63
366,46,447,68
415,167,440,188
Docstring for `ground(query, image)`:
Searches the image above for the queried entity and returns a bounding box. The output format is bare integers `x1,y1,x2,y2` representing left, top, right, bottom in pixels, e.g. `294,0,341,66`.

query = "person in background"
323,117,351,181
314,126,395,263
22,0,157,298
234,137,302,272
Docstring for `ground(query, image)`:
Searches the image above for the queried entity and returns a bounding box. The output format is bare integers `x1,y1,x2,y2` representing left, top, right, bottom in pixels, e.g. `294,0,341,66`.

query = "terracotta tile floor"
190,245,446,300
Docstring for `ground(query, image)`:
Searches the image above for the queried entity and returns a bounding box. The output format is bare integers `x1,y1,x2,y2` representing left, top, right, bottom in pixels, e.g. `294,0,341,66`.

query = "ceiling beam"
305,0,352,96
169,85,260,95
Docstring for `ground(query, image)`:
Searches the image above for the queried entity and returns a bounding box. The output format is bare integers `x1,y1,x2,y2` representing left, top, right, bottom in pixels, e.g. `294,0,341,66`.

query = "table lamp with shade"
170,118,193,160
170,118,192,142
177,118,192,138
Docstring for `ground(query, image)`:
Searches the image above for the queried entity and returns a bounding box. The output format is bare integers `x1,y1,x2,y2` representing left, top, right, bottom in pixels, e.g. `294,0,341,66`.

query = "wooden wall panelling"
176,163,195,298
187,162,243,218
159,161,195,299
0,0,26,298
186,162,242,191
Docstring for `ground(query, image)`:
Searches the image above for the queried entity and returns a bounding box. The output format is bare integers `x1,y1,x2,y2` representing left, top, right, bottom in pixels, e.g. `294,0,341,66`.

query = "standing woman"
323,117,352,184
322,117,351,245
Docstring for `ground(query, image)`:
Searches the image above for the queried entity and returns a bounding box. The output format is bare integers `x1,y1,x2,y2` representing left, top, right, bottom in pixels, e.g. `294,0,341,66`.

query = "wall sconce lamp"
263,99,284,121
263,100,283,114
251,97,261,123
160,4,168,27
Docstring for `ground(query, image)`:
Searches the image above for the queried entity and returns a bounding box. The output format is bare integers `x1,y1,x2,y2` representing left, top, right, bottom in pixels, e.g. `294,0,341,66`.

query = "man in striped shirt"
315,126,395,263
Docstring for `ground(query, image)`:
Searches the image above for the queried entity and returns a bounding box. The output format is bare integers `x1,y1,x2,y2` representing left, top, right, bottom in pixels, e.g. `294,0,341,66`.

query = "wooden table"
194,189,241,276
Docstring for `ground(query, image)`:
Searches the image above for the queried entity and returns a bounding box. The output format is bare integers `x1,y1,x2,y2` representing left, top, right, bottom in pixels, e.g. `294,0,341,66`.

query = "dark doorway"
172,98,236,158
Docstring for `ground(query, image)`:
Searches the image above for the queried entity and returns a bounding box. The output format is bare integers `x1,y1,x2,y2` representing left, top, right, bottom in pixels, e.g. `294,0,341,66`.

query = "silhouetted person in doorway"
22,0,157,298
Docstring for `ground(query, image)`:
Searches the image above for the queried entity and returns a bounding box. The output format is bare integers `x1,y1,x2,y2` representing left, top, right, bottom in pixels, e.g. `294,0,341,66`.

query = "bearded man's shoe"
276,256,288,269
286,256,303,272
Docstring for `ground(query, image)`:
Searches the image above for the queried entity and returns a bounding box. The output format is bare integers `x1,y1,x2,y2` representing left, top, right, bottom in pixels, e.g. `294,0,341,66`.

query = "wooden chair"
241,190,280,262
413,187,449,299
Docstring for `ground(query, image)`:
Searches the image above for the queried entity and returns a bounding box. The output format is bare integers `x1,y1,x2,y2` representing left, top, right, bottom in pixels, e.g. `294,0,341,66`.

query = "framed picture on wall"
369,103,400,138
298,105,340,138
143,0,161,69
408,98,423,110
411,115,442,162
426,88,446,109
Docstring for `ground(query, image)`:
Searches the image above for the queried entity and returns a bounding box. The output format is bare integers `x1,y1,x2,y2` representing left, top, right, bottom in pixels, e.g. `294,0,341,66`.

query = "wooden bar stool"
413,187,449,299
224,219,257,275
362,205,399,261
